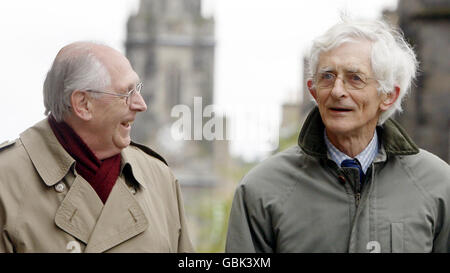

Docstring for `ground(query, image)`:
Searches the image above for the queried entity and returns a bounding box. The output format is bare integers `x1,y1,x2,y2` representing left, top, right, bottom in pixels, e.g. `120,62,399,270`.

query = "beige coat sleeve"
0,227,14,253
174,179,195,252
0,182,16,253
0,158,16,252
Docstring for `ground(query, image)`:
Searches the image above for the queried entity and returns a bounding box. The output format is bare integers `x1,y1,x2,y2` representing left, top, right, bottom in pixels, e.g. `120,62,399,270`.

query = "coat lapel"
84,176,149,253
22,119,149,251
54,175,104,244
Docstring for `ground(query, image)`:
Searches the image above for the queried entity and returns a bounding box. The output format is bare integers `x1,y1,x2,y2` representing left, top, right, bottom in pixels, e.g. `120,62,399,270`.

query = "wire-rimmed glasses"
315,72,375,90
85,82,143,105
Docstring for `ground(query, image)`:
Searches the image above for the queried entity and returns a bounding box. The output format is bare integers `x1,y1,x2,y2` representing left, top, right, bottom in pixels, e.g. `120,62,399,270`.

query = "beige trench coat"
0,119,194,253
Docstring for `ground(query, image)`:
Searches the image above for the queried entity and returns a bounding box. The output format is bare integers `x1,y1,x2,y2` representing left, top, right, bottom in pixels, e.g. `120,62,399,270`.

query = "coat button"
338,176,346,185
55,183,66,193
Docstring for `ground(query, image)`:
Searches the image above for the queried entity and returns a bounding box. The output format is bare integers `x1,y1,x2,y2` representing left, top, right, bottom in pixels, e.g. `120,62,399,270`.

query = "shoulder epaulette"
130,141,168,166
0,139,16,152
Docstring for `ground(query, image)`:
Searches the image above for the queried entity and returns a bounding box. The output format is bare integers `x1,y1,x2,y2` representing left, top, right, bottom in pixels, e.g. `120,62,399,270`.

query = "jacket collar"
298,107,419,158
20,118,146,189
20,119,75,187
120,146,148,189
21,119,149,252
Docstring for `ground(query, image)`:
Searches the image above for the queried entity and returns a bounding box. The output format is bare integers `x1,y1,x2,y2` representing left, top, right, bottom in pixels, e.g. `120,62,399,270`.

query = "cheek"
94,113,120,135
316,90,330,104
93,101,128,127
351,93,370,108
103,105,124,122
359,98,383,120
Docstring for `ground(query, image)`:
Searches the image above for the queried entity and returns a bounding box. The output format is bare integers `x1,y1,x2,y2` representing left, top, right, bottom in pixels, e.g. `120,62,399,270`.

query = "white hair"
307,17,419,124
43,42,111,122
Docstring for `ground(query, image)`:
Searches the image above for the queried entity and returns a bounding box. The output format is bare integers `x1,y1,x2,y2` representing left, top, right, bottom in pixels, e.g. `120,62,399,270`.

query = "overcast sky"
0,0,397,160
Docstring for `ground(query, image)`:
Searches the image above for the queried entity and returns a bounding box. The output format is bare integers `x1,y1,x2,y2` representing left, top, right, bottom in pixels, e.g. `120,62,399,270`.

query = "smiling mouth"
121,121,133,128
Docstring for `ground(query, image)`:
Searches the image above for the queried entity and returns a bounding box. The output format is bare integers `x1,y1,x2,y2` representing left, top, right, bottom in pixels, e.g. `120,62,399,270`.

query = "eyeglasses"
315,72,375,90
85,82,143,105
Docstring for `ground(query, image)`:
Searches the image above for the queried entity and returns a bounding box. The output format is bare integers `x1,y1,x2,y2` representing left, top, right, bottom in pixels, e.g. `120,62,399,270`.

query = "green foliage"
185,158,259,253
192,191,233,252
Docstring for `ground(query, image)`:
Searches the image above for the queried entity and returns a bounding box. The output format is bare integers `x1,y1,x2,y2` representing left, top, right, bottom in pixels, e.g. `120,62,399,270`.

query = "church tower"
126,0,217,177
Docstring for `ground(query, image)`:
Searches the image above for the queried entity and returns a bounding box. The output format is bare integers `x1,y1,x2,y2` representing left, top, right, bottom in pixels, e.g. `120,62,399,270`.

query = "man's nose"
129,92,147,112
330,76,347,98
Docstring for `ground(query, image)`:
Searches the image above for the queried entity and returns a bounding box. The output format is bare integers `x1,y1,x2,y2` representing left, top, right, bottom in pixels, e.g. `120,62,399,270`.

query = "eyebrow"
345,67,364,74
122,81,141,92
317,66,366,75
317,66,335,74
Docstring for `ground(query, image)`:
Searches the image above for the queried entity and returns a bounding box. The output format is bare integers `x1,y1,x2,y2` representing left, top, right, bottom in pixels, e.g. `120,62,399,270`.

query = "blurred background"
1,0,449,252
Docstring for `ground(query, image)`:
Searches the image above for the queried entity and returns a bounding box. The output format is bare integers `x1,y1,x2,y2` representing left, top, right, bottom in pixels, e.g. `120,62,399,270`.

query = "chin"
324,121,357,136
113,135,131,151
119,139,131,149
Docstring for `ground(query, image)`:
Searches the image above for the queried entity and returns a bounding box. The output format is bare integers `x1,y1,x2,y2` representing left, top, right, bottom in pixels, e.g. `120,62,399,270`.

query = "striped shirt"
324,130,379,174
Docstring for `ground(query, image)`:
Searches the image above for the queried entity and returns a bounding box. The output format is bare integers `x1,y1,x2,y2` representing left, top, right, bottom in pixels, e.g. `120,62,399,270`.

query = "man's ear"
307,79,318,102
380,86,400,111
70,90,93,120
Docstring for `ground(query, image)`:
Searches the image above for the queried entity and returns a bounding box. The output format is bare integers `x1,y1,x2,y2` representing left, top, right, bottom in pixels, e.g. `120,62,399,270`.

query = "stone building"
125,0,234,250
394,0,450,163
125,0,222,184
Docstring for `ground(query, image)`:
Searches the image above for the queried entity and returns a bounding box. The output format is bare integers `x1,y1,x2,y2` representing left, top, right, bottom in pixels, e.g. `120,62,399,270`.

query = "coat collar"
20,119,75,187
121,145,149,189
121,141,168,189
20,118,146,189
298,107,419,158
21,118,150,252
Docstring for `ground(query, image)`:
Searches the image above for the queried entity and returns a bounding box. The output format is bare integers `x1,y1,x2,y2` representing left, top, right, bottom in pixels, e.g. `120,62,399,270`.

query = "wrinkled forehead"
92,45,140,89
92,46,129,73
317,40,373,75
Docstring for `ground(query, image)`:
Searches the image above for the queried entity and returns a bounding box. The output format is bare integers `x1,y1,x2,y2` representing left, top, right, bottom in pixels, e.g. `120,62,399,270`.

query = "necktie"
341,159,365,184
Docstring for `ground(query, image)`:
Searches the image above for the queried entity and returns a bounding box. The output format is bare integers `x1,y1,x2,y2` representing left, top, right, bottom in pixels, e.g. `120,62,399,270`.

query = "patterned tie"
341,159,365,184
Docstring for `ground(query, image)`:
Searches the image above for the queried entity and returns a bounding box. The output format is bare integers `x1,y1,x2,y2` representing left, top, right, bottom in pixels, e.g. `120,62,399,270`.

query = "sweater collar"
297,107,419,158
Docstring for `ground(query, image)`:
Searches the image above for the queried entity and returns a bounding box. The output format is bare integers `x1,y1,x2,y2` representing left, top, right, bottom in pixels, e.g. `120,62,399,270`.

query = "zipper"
355,162,376,208
325,159,362,208
355,192,361,207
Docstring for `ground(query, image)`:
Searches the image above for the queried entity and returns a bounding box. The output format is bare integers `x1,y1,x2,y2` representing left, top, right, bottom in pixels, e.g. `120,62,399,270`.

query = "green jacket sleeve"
225,183,274,253
432,196,450,252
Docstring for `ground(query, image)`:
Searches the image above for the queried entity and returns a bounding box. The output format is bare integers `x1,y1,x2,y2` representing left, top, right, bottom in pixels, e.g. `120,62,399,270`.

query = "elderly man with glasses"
226,17,450,253
0,42,193,253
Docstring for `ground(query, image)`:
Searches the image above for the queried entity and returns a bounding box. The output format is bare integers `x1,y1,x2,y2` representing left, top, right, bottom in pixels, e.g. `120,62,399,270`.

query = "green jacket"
0,119,194,253
226,107,450,253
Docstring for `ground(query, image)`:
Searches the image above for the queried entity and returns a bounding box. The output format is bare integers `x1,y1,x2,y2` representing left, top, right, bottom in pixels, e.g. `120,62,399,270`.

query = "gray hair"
43,42,111,122
307,17,419,124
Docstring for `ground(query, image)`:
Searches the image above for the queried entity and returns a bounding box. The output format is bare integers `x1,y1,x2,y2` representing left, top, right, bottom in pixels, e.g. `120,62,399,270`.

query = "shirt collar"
324,129,379,174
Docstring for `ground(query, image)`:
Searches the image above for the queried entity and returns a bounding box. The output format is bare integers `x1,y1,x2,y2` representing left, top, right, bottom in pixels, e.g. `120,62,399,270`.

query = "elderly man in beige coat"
0,42,194,253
